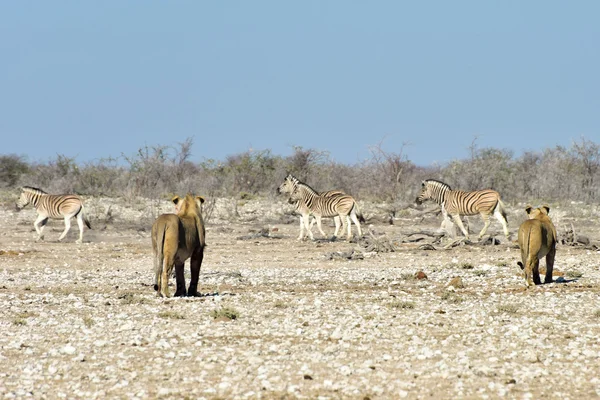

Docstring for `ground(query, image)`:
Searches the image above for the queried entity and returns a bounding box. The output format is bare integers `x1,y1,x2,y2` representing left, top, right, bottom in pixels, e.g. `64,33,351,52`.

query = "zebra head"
288,185,303,202
277,174,299,196
16,188,32,210
16,186,46,210
415,179,451,205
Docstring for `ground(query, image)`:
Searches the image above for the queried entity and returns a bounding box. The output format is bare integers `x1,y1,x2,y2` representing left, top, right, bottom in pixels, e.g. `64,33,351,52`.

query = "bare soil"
1,197,600,399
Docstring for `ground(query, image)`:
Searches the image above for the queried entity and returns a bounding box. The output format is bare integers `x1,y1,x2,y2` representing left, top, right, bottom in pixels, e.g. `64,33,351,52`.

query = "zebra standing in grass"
16,186,92,243
278,174,364,240
415,179,509,241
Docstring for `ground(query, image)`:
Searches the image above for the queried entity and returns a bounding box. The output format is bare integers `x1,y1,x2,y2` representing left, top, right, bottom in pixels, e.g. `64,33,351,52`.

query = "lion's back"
518,218,555,255
152,214,182,252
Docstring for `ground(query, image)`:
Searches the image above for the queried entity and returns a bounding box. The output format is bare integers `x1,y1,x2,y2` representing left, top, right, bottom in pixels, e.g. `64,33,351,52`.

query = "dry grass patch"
497,304,520,314
158,311,186,319
400,272,416,281
389,300,416,309
210,306,239,320
273,300,289,309
566,270,584,279
83,315,95,328
441,291,464,304
118,292,149,305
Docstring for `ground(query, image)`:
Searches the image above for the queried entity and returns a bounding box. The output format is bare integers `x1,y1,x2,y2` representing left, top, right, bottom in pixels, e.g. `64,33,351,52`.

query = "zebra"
415,179,509,241
289,190,345,240
278,174,364,240
16,186,92,243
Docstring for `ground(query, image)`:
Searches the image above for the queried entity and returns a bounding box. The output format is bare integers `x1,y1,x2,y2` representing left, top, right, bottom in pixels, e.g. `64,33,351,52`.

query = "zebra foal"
16,186,92,243
288,190,345,240
415,179,509,241
278,174,364,241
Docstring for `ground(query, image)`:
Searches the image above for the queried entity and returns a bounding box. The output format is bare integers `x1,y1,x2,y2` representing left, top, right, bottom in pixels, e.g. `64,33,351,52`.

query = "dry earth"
1,195,600,399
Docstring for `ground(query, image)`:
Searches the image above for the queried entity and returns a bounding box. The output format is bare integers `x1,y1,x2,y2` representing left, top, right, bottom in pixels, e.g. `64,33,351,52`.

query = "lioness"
517,205,557,287
152,194,206,297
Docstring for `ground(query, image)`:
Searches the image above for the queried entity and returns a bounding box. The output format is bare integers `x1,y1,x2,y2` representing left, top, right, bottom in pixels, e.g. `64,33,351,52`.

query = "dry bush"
3,137,600,205
0,154,29,188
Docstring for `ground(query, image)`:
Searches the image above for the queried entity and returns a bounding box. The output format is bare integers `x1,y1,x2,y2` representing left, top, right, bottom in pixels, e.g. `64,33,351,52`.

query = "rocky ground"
1,195,600,399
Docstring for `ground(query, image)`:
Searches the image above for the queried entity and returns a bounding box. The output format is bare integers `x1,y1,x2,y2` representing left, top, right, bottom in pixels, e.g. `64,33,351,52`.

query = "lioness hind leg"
523,256,539,287
174,262,186,297
544,248,556,284
187,249,204,297
160,262,171,298
532,258,542,285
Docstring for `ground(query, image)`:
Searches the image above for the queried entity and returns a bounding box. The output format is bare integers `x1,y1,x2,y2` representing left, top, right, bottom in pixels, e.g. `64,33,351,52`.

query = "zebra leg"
297,216,305,240
58,216,73,242
76,213,85,244
34,215,49,241
302,213,314,240
345,215,352,240
451,214,470,240
332,216,341,239
494,208,510,238
477,214,492,239
350,212,362,237
315,216,327,238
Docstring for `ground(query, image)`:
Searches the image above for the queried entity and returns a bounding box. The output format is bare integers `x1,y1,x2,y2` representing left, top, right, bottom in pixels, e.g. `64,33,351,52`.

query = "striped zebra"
16,186,92,243
278,174,364,240
415,179,509,240
289,190,345,240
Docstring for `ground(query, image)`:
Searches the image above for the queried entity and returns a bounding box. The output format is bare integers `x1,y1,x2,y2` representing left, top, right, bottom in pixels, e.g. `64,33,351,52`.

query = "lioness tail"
153,226,166,291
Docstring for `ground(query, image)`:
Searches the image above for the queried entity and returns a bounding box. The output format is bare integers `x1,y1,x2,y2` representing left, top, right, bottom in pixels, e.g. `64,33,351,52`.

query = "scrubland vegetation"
1,137,599,205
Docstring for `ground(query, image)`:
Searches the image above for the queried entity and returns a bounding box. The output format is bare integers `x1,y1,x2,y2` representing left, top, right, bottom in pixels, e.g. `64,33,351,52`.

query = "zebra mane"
424,179,452,191
22,186,47,194
285,174,300,185
285,174,317,194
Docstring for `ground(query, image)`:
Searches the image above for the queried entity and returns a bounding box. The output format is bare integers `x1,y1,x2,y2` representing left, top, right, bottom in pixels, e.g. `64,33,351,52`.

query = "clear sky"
1,1,598,166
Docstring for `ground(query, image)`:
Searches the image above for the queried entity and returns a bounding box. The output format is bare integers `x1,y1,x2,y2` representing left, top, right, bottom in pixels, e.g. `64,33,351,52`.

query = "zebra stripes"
415,179,509,240
278,174,364,240
289,190,345,240
16,186,92,243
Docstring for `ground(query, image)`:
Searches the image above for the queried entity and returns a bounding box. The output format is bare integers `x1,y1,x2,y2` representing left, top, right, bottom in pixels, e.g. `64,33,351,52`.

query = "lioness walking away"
152,194,206,297
517,205,557,287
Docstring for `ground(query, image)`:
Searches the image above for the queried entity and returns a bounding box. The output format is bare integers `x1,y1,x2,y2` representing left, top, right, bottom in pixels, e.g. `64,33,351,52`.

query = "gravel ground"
1,196,600,399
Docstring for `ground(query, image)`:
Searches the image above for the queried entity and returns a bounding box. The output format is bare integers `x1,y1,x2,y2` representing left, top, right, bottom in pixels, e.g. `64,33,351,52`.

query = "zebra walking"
278,174,364,240
415,179,509,240
289,190,345,240
16,186,92,243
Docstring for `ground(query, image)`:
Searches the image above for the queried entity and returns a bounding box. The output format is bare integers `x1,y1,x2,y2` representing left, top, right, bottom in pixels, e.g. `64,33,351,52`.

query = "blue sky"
1,1,598,166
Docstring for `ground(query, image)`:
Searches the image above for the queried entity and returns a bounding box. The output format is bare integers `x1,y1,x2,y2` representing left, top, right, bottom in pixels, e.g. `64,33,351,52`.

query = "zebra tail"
354,201,366,223
497,199,508,224
82,206,92,229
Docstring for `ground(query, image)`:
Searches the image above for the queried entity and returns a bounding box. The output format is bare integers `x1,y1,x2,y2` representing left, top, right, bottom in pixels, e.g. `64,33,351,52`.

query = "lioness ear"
196,196,205,204
172,196,181,205
541,205,550,214
525,204,533,215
